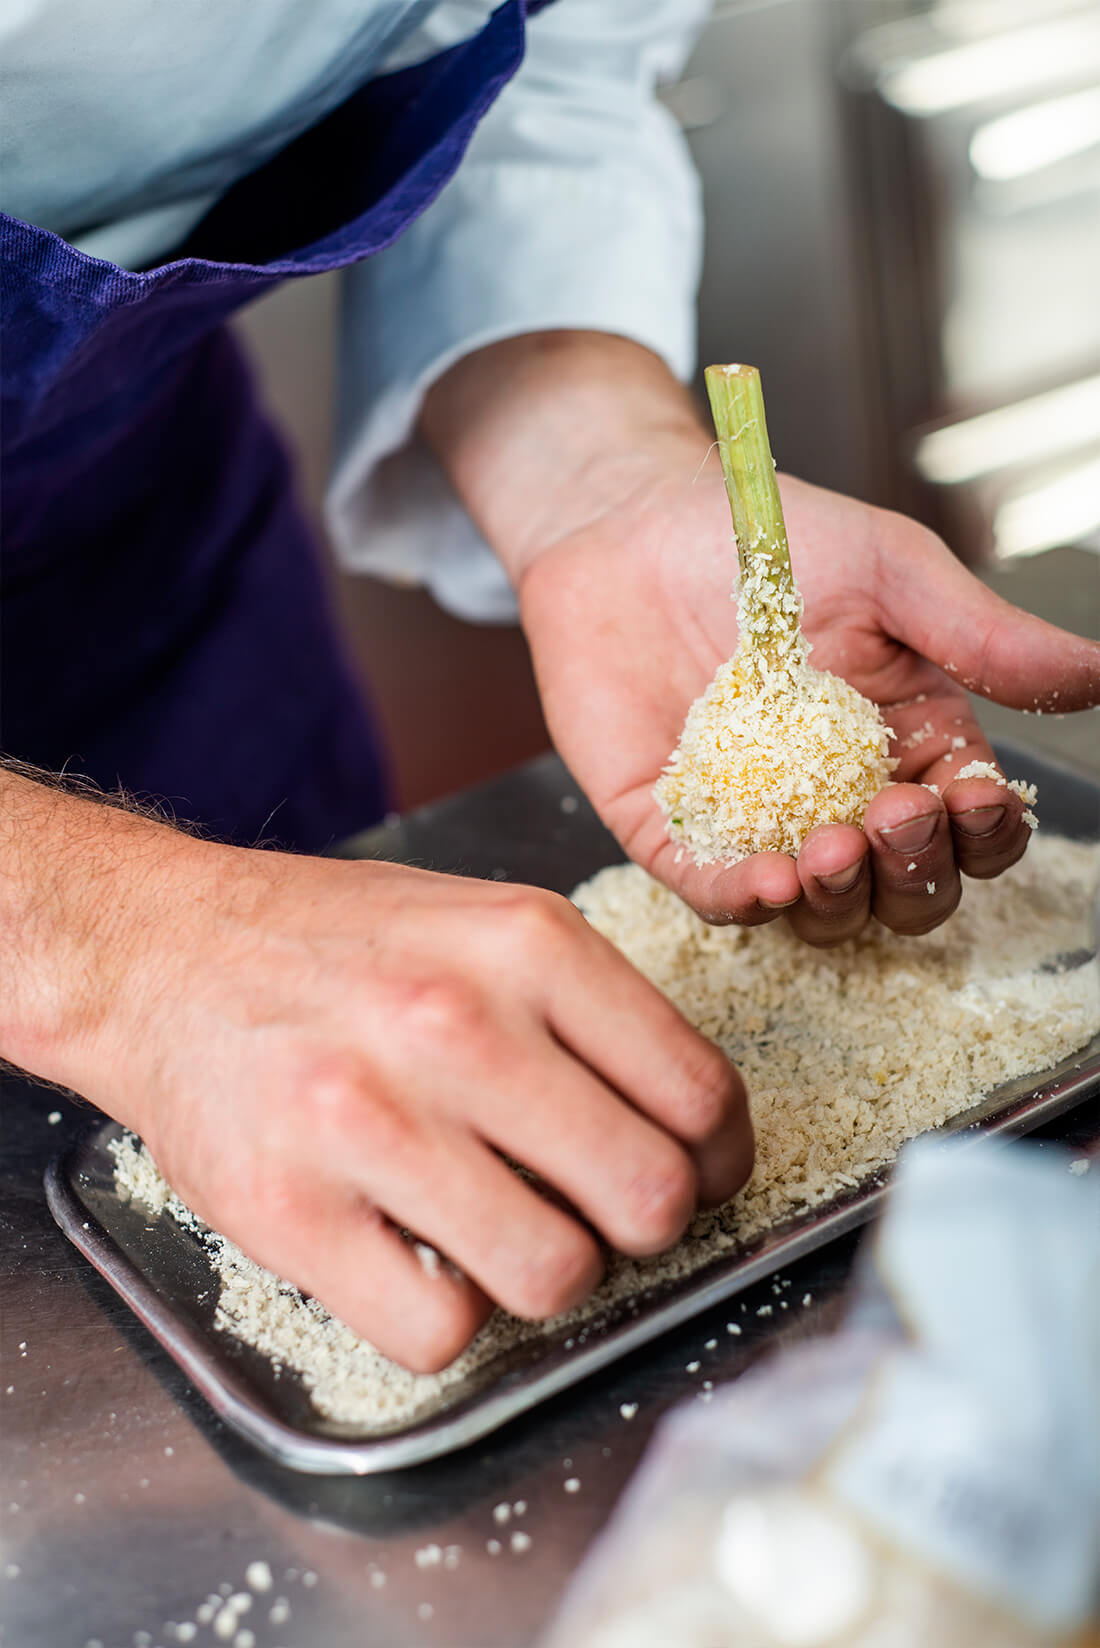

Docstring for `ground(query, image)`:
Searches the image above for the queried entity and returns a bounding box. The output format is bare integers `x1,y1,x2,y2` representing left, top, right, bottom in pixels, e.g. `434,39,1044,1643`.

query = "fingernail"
817,863,862,893
953,805,1005,838
760,895,800,910
878,813,939,854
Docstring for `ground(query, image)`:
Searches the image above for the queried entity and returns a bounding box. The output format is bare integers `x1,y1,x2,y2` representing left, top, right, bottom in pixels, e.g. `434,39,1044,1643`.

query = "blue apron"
1,0,546,851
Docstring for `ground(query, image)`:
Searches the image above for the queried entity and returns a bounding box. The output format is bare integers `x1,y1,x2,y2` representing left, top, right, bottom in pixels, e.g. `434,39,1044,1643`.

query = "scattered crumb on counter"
1069,1159,1091,1176
47,1111,62,1125
564,1478,581,1493
511,1532,532,1554
619,1402,638,1421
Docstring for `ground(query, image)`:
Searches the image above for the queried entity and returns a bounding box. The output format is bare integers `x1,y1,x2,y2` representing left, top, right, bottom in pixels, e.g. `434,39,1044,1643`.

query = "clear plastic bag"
541,1138,1100,1648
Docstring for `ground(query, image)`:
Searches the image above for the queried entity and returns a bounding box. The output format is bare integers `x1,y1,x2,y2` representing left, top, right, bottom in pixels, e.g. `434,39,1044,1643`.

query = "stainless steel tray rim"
45,1049,1100,1475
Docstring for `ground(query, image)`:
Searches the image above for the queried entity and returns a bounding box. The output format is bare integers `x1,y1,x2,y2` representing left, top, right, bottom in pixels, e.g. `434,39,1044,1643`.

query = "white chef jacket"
1,1,707,619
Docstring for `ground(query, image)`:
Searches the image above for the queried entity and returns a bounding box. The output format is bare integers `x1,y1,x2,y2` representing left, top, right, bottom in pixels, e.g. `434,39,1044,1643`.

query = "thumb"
884,536,1100,712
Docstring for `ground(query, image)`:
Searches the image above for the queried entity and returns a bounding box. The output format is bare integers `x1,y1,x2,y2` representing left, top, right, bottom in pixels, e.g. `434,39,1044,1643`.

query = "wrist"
420,331,710,588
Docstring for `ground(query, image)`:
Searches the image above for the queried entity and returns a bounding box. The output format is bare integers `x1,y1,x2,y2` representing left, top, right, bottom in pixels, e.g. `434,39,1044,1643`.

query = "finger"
315,1074,606,1324
649,836,803,926
473,1048,699,1254
877,526,1100,709
880,700,1034,882
787,824,871,947
864,783,961,935
234,1191,494,1375
885,692,990,785
944,773,1030,880
536,910,753,1207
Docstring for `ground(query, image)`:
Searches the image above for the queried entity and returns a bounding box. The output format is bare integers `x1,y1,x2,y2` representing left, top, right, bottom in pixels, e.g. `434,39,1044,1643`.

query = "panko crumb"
655,555,895,864
109,834,1098,1437
953,761,1039,829
413,1242,442,1278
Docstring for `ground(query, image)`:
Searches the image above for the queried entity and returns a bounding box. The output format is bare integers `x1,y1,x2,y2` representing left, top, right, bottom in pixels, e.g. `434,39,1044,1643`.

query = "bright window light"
970,86,1100,179
994,456,1100,558
915,377,1100,486
882,17,1100,116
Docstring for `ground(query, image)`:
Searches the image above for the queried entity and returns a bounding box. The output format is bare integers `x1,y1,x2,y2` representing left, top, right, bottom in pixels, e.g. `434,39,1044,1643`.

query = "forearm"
419,331,710,588
0,765,203,1098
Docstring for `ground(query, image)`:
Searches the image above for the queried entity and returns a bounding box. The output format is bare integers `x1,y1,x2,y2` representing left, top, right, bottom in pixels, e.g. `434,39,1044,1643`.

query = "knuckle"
671,1040,739,1142
302,1068,420,1171
619,1144,697,1254
400,1294,483,1375
497,887,578,954
397,976,488,1049
299,1053,369,1130
508,1225,602,1319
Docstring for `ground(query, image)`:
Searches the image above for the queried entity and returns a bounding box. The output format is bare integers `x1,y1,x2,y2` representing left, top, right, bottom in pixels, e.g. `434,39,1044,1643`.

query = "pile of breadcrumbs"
112,832,1099,1434
654,555,896,863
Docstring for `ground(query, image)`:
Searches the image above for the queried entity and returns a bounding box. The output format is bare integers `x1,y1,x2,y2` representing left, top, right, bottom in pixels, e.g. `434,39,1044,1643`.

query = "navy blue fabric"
1,0,545,850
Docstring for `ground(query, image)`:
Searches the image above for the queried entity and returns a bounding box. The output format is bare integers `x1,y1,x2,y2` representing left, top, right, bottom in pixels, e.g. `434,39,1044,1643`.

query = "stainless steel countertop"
5,1047,1098,1648
3,548,1098,1646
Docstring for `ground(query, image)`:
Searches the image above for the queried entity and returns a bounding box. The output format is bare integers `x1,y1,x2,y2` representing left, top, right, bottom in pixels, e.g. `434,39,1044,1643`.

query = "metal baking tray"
46,744,1100,1474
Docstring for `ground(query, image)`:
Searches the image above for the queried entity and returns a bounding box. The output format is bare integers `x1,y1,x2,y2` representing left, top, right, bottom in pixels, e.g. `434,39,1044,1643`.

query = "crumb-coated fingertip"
951,805,1006,838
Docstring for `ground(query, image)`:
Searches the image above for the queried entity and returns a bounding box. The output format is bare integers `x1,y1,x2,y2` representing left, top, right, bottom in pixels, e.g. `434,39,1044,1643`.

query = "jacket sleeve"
326,0,708,621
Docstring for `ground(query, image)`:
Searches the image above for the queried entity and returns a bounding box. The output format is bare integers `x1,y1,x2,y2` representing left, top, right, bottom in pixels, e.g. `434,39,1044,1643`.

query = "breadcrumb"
655,554,895,863
109,836,1097,1437
654,365,895,864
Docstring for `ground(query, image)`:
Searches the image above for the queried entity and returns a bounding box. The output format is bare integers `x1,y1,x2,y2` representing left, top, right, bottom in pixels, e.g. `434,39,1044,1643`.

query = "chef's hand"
423,332,1100,947
1,769,750,1371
